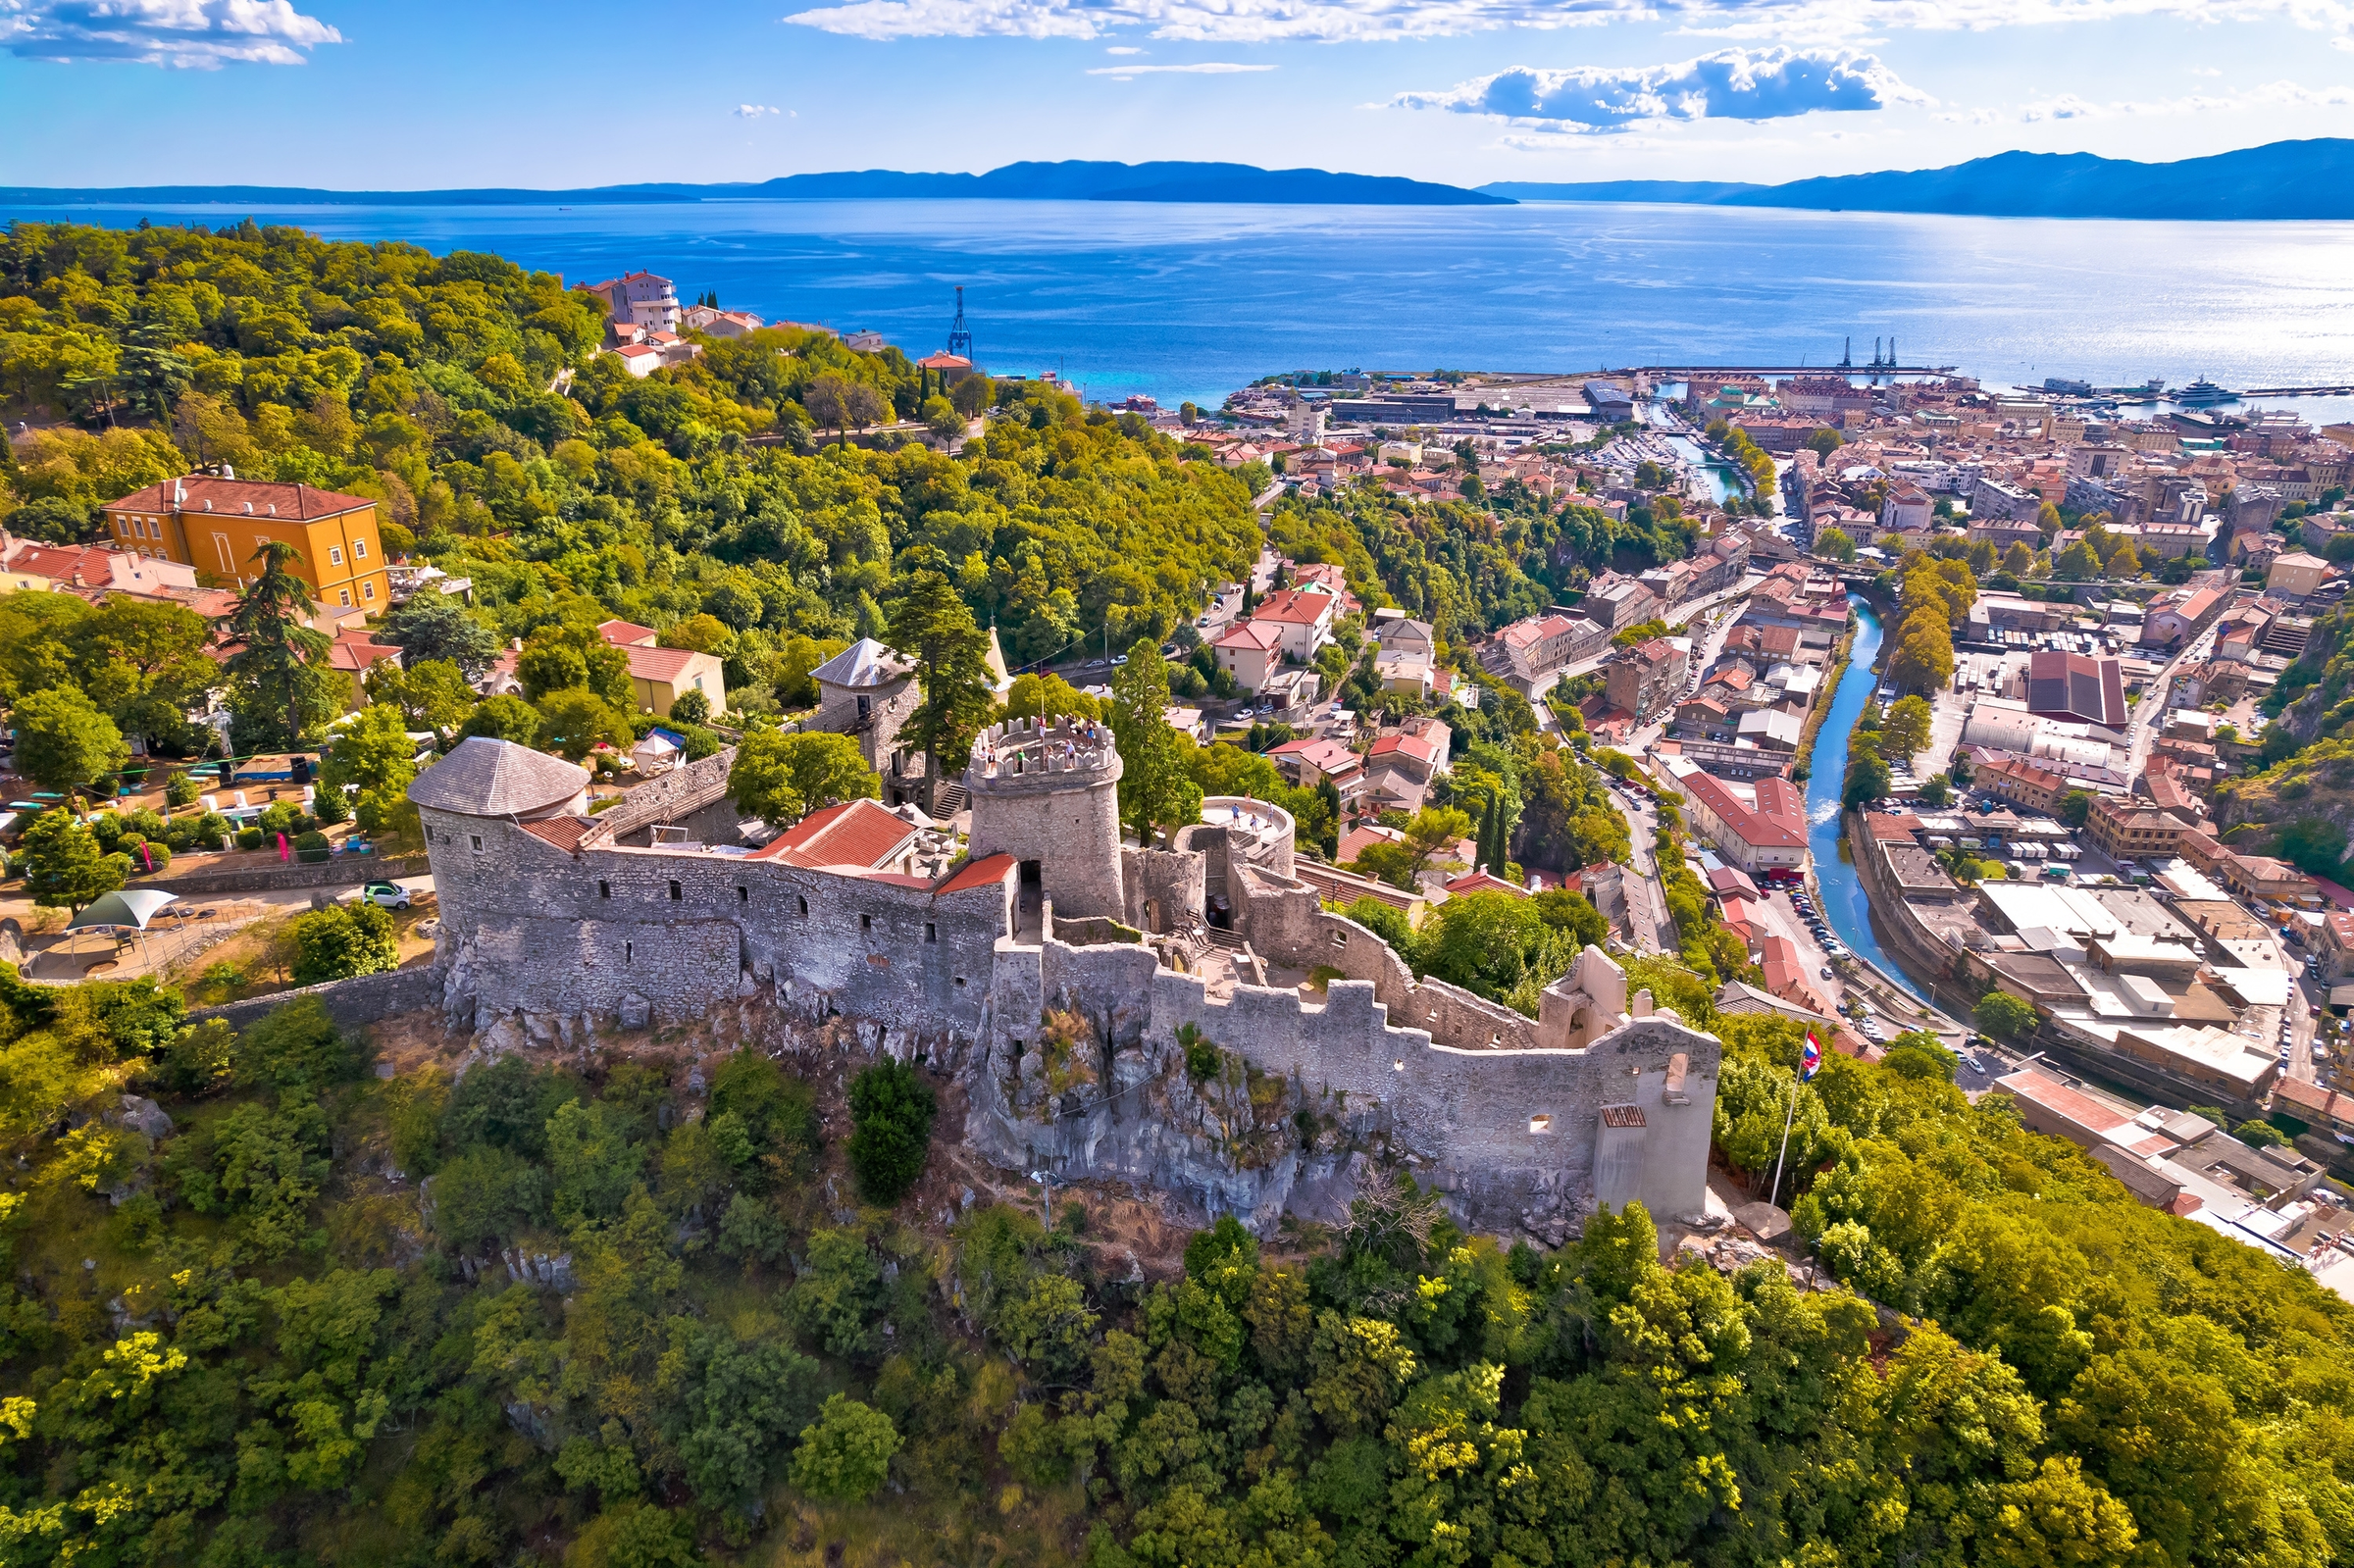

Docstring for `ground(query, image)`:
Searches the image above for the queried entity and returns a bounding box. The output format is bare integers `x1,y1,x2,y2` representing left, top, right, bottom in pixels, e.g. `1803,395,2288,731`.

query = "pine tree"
885,571,997,787
1110,639,1203,845
222,538,337,753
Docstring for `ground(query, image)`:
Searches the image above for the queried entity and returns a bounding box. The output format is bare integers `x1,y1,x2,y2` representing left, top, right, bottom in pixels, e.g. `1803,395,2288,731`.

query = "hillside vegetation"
3,962,2350,1568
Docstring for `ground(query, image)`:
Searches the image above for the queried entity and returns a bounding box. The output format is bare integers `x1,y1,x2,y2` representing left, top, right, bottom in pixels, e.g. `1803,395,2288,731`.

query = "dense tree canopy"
0,963,2338,1567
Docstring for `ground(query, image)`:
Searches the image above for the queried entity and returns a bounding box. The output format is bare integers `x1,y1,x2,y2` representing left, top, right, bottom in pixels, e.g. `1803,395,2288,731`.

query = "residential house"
915,351,974,386
325,627,403,712
1209,620,1285,693
1365,717,1452,788
2085,797,2190,861
0,534,198,598
1580,574,1663,632
1267,735,1366,812
2268,552,2331,599
1662,760,1811,878
596,623,727,723
2141,585,2228,649
102,476,389,613
1975,752,2065,815
1880,483,1933,532
582,271,682,332
680,305,764,338
1246,586,1337,663
1604,637,1689,722
2314,911,2354,980
1482,612,1608,697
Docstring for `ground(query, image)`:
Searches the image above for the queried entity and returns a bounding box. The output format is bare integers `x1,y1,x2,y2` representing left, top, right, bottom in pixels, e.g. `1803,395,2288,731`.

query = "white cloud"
783,0,2354,45
735,103,787,116
1087,59,1273,74
1395,47,1924,130
1939,77,2354,120
1104,42,1145,51
0,0,340,66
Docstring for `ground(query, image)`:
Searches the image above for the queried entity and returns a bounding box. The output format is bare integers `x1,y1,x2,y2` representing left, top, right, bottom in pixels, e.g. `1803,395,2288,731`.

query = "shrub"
234,995,358,1093
792,1394,900,1501
257,800,304,836
164,771,200,808
669,689,710,727
235,827,264,850
292,829,331,863
288,901,398,986
845,1057,937,1205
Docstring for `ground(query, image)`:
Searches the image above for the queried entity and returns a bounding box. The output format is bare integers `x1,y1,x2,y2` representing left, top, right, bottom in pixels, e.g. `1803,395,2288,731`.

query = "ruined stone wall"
1122,846,1204,936
967,928,1721,1237
589,750,737,846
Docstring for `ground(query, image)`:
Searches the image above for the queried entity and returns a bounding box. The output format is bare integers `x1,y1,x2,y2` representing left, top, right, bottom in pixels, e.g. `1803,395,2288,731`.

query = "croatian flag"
1801,1033,1822,1081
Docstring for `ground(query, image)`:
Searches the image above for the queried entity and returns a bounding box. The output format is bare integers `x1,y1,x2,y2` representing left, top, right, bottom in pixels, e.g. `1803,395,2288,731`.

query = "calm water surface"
9,199,2354,409
1805,596,1929,1006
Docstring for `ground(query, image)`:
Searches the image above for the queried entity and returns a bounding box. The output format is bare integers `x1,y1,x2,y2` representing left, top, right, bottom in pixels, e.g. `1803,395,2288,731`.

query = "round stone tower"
963,717,1125,923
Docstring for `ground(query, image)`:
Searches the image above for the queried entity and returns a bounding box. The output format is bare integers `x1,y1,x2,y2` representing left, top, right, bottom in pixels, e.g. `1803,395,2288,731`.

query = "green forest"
3,959,2350,1568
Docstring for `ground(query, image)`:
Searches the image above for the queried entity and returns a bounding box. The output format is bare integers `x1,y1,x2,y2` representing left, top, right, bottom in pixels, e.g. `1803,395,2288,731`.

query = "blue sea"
11,197,2354,415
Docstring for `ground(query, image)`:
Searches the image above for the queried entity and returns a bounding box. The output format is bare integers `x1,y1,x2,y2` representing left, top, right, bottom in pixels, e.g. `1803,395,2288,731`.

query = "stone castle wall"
421,806,1010,1040
414,730,1721,1240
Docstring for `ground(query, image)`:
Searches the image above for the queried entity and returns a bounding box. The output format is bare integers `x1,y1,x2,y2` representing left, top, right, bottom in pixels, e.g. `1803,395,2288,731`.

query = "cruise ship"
2173,377,2240,407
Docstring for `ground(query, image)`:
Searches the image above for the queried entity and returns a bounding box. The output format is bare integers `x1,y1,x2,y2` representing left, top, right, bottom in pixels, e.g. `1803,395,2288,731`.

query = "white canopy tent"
64,888,179,964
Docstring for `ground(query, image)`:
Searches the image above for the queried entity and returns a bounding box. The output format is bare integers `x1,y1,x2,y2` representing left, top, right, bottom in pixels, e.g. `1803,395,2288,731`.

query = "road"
2125,617,2223,779
1,872,436,985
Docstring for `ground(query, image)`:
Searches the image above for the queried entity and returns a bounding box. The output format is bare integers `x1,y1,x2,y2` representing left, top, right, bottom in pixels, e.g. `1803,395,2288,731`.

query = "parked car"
359,881,412,910
1819,966,1835,980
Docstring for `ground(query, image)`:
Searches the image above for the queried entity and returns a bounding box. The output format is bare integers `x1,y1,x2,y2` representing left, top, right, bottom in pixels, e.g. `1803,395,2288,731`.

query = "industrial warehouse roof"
2025,649,2127,729
407,737,589,818
809,637,915,689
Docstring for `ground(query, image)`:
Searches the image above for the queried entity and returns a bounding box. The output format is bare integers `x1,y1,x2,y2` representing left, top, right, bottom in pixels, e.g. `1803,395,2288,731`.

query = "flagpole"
1769,1031,1821,1211
1767,1075,1799,1210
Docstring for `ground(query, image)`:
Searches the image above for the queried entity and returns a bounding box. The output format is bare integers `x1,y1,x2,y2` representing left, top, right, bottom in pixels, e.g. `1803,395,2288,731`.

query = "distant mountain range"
0,161,1510,209
14,143,2352,218
1480,139,2354,221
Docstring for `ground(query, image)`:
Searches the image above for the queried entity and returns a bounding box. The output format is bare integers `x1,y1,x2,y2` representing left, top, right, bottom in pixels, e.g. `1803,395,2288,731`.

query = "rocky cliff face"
960,993,1391,1235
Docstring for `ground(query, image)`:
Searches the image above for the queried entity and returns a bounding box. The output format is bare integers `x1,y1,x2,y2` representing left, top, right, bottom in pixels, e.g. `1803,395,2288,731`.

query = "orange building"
101,477,389,614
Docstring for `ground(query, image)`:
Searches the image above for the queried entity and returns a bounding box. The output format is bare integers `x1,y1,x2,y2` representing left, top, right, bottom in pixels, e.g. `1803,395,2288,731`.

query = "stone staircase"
931,781,970,817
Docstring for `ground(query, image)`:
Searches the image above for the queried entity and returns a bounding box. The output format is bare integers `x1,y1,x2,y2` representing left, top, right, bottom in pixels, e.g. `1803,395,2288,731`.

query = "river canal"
1804,595,1930,1004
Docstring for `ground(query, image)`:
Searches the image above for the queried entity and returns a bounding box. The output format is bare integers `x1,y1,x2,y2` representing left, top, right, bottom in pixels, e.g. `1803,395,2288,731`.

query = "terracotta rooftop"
753,798,916,870
106,477,375,521
937,852,1016,894
519,816,594,853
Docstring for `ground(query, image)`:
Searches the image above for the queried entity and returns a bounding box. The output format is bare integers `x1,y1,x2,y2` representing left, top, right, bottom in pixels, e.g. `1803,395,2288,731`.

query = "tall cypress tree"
1490,793,1514,880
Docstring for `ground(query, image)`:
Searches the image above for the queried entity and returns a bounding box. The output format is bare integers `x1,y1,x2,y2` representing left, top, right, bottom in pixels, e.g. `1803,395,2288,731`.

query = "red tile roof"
598,619,658,647
1212,621,1283,652
937,851,1016,893
325,637,402,674
105,477,375,522
622,644,708,683
519,816,593,853
1251,587,1335,626
1444,871,1526,898
752,798,916,869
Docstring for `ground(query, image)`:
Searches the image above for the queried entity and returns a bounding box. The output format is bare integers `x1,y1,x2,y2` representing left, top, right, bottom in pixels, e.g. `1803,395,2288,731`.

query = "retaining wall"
141,852,430,897
190,964,443,1032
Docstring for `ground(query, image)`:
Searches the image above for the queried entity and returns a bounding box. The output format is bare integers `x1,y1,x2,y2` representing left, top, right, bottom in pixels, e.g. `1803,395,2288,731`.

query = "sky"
3,0,2354,189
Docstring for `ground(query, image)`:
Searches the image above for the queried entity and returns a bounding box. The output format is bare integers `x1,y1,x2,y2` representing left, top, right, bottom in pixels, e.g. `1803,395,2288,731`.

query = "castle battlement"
966,716,1119,790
